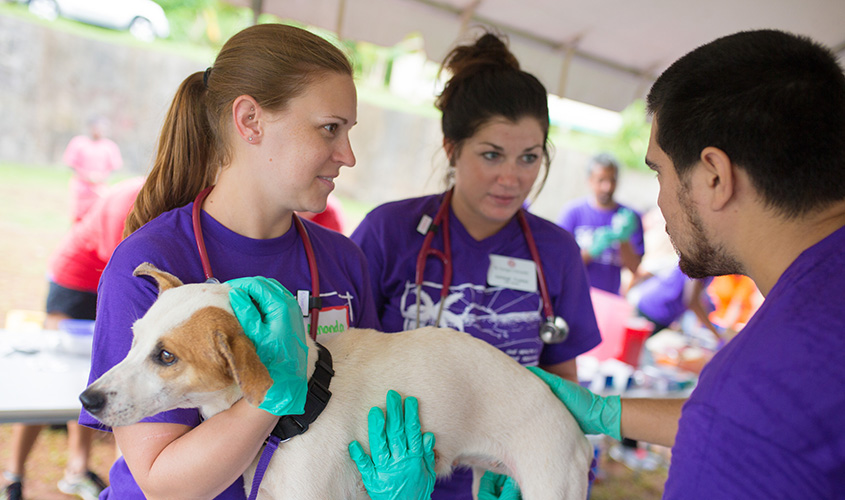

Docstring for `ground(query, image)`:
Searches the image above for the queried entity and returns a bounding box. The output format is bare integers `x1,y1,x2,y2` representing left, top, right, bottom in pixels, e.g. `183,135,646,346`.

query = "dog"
81,263,592,499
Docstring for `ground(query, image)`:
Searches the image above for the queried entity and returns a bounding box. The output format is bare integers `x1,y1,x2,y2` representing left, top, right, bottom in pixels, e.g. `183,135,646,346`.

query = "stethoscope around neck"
414,189,570,344
191,185,321,340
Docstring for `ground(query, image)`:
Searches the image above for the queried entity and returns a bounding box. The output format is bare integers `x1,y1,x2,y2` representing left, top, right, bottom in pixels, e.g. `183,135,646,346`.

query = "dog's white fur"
82,263,592,499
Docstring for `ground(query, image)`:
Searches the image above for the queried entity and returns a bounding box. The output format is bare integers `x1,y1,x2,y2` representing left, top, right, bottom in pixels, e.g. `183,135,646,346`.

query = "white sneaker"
57,471,106,500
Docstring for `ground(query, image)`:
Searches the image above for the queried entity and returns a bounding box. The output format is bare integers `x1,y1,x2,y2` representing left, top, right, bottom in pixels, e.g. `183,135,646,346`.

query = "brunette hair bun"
436,33,520,112
435,30,549,162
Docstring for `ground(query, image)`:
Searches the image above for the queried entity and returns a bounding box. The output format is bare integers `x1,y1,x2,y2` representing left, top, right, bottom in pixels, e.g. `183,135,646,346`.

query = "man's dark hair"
647,29,845,217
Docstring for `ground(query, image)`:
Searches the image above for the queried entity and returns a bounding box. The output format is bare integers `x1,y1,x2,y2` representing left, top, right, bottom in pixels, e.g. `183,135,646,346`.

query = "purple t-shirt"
557,198,645,294
351,193,602,500
664,225,845,499
80,203,378,499
634,266,712,327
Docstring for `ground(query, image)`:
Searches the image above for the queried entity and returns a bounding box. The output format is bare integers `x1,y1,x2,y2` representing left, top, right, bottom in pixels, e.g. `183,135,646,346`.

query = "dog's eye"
156,349,177,366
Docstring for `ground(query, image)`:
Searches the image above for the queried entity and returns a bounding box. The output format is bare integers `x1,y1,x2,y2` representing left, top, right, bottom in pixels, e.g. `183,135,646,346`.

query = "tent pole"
336,0,347,38
458,0,482,37
250,0,262,25
556,35,580,99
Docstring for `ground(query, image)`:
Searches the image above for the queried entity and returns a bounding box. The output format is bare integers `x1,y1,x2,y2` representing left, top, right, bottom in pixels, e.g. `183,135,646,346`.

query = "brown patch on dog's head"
133,262,184,293
213,328,273,407
153,306,273,406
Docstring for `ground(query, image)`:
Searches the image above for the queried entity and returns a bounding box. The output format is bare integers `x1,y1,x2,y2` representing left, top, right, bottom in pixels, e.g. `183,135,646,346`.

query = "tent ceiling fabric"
235,0,845,112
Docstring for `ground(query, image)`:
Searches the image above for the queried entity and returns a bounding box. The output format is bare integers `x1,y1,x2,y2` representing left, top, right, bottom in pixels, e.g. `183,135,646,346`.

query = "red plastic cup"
616,317,654,367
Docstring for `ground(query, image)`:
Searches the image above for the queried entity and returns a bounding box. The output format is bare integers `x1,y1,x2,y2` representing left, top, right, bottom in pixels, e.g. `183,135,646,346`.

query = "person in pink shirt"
0,177,143,500
63,116,124,222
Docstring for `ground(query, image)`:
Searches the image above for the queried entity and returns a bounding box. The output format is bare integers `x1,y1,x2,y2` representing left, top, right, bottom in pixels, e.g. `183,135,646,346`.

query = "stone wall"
0,13,658,222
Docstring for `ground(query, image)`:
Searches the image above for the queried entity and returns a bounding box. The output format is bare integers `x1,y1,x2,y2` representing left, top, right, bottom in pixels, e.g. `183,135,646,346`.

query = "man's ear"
232,95,262,145
700,146,735,211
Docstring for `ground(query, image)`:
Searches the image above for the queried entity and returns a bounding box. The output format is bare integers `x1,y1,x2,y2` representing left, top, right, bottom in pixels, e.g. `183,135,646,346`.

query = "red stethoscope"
415,189,570,344
191,185,321,340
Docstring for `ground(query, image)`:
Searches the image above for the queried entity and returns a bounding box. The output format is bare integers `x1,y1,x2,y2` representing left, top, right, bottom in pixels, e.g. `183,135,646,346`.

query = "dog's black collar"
271,343,334,442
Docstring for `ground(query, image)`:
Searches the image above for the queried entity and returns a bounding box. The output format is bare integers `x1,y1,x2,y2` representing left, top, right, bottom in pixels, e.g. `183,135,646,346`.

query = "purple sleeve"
629,208,645,256
350,211,389,321
538,224,602,365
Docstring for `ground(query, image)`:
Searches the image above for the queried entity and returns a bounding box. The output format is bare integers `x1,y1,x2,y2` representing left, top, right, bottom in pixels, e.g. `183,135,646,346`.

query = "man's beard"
670,187,744,279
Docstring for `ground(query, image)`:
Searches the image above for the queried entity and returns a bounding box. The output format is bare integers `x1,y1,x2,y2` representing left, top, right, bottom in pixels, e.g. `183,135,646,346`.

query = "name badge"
487,254,537,293
417,214,433,235
305,305,350,340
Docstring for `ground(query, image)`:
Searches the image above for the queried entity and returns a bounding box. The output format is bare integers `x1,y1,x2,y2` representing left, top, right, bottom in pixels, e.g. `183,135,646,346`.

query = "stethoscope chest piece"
539,316,570,344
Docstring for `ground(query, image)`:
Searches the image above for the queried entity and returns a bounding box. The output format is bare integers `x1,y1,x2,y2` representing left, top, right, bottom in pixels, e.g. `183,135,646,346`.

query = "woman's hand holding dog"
228,276,309,416
349,390,436,500
478,471,521,500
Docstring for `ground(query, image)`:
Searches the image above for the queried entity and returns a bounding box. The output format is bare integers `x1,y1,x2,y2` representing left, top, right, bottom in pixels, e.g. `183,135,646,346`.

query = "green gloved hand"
478,471,521,500
348,390,436,500
588,226,615,257
227,276,309,416
527,366,622,441
609,208,638,242
588,209,638,257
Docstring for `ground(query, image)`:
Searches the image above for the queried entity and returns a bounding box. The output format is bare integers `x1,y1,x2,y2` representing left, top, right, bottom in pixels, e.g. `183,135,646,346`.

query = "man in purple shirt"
557,153,644,294
531,29,845,499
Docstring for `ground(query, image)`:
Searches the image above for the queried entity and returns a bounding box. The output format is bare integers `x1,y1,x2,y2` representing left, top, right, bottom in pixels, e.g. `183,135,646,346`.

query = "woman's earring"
248,136,253,142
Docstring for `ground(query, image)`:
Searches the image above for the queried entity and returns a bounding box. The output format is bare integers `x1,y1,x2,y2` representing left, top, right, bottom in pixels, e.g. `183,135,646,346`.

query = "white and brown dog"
81,263,592,500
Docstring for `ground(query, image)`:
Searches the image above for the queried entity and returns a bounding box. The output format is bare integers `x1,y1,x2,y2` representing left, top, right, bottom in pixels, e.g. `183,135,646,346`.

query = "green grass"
0,163,72,230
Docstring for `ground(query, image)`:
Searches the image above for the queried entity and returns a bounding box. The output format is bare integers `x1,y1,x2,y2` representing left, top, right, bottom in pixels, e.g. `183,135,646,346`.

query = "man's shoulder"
557,197,593,226
560,197,591,213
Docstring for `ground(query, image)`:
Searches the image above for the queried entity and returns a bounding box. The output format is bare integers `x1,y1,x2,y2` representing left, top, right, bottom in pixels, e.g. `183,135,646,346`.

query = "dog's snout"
80,388,107,415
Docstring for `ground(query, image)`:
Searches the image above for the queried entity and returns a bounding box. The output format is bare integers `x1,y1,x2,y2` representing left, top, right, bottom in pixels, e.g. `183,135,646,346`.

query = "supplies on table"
57,319,95,356
645,329,714,375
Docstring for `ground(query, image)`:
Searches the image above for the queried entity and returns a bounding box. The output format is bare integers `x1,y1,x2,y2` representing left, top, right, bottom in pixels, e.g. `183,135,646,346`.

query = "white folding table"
0,329,92,424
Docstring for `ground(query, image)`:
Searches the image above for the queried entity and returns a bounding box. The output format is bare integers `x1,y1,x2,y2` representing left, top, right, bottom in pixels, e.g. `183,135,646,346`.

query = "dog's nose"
79,388,106,415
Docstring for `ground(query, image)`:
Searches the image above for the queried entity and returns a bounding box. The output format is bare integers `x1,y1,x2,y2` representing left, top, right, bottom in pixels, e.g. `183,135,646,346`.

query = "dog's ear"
213,329,273,407
133,262,183,293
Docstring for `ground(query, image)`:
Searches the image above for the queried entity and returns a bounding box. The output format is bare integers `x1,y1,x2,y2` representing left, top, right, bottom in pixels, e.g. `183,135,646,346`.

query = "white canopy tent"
230,0,845,112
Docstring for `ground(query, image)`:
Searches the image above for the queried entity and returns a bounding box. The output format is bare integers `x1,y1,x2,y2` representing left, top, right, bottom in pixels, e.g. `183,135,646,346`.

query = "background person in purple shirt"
351,30,600,500
629,265,717,339
557,153,645,294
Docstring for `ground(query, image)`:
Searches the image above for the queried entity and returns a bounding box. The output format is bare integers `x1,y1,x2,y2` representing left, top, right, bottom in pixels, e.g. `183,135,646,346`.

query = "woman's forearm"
115,399,277,499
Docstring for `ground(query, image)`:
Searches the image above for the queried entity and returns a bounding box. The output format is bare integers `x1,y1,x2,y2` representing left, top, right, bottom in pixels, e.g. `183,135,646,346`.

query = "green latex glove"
348,390,436,500
478,472,521,500
609,208,638,241
227,276,309,416
527,366,622,441
588,226,615,257
589,208,638,257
